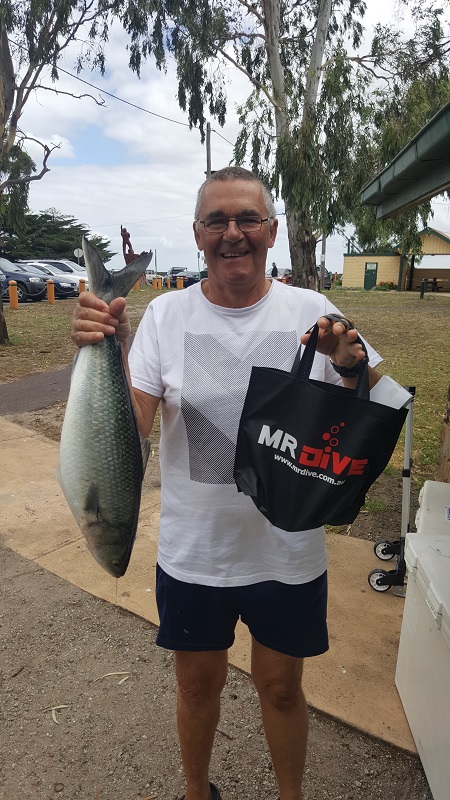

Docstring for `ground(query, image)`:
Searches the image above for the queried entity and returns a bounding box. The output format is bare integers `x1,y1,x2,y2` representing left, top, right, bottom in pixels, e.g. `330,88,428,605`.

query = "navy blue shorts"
155,565,328,658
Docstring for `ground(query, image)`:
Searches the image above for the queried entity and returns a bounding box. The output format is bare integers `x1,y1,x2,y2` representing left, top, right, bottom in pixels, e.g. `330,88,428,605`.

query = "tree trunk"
262,0,327,290
0,298,9,344
285,202,318,290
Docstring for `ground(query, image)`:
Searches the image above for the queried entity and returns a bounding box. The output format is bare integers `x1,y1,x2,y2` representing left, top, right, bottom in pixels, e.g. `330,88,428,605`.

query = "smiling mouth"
221,252,248,259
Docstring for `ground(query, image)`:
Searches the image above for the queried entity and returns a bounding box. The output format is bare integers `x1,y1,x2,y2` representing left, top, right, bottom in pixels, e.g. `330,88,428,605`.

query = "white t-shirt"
129,279,381,587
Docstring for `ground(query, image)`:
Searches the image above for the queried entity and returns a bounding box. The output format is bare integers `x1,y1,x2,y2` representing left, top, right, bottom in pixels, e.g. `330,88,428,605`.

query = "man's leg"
175,649,228,800
251,638,308,800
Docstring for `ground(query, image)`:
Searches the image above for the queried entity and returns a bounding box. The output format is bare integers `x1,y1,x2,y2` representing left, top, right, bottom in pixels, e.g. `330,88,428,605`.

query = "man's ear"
193,221,203,250
268,217,278,248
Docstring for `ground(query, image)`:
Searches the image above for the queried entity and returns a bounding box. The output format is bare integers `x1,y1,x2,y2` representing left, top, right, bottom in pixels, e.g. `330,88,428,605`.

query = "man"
72,167,382,800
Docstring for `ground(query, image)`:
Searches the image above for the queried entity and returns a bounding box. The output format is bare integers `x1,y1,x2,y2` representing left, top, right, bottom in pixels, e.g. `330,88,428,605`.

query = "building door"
364,262,378,290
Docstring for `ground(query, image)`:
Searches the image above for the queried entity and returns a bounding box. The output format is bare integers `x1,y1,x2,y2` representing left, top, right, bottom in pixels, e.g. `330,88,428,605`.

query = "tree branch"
216,46,281,111
31,84,106,106
0,138,59,191
236,0,265,26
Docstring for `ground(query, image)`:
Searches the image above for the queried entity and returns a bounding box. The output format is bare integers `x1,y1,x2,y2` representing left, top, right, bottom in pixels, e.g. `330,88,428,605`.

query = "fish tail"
82,237,153,300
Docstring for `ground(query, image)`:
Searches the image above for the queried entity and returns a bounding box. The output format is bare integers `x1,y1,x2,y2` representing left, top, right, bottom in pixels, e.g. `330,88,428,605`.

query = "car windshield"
46,260,86,272
19,264,44,274
28,264,58,275
0,261,22,272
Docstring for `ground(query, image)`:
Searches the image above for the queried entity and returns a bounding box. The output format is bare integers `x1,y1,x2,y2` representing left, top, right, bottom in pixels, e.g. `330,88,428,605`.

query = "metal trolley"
368,386,416,596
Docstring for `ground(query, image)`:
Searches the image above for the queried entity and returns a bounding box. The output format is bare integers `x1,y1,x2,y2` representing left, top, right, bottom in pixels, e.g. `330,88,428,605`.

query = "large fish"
57,237,153,577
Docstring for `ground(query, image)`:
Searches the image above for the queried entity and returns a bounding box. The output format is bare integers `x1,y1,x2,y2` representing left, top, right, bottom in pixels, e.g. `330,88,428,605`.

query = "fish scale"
57,238,152,577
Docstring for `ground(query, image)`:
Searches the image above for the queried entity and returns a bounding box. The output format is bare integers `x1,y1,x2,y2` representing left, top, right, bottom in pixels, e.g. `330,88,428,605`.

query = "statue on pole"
120,225,152,284
121,225,135,264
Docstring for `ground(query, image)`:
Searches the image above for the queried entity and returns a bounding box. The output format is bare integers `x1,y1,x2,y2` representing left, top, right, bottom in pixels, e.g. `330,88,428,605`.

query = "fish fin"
84,482,100,520
82,237,113,299
110,252,153,299
82,236,153,299
140,435,151,475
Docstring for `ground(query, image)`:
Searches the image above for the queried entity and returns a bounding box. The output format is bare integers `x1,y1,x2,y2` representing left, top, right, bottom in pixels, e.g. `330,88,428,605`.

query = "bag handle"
291,318,370,400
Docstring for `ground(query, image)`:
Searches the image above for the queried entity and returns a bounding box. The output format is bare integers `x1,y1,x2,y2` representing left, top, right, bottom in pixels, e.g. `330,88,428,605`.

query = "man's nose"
224,219,243,240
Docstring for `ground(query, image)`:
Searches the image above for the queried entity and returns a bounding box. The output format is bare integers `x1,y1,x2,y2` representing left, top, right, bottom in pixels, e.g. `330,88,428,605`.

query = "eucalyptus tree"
117,0,450,288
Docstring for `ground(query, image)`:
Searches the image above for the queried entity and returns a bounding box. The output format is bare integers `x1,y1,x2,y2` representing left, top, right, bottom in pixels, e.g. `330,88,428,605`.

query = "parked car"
0,267,7,297
19,260,89,291
16,263,79,298
0,257,47,302
29,258,87,273
21,258,89,283
166,266,190,285
171,269,208,288
274,268,293,284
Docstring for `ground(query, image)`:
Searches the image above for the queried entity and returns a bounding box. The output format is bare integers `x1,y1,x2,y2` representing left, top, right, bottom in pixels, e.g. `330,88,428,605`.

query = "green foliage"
372,281,396,291
0,209,115,263
0,145,35,230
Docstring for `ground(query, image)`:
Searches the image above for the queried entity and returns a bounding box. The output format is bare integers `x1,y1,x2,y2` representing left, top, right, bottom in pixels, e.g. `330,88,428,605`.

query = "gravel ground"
1,544,432,800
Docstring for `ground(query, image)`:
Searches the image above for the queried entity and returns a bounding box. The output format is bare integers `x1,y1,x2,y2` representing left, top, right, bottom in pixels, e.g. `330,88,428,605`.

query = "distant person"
72,166,384,800
271,261,278,278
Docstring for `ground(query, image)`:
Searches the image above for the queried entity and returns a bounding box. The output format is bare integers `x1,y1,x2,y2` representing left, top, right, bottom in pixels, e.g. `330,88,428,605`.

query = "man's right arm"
71,292,160,438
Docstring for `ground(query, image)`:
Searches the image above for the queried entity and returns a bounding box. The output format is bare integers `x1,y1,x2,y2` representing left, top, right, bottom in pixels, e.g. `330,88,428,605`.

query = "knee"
254,677,303,711
177,672,227,706
175,651,228,707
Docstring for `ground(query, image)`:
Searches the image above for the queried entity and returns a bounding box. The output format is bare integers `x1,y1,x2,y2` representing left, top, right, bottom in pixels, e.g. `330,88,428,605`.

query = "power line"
57,65,193,129
9,35,235,145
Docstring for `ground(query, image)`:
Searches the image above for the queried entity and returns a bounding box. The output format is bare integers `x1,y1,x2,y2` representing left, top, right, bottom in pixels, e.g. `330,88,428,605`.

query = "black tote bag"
233,323,408,531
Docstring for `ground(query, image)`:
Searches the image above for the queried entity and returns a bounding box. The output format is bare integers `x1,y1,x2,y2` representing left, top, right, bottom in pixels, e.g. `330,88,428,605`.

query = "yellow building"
342,228,450,291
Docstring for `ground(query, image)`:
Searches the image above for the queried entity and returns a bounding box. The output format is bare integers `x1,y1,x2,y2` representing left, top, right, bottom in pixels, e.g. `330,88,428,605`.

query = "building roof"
360,102,450,219
419,227,450,245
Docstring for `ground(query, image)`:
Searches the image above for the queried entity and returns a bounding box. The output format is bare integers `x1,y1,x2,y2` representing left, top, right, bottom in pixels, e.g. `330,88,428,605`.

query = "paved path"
0,367,71,414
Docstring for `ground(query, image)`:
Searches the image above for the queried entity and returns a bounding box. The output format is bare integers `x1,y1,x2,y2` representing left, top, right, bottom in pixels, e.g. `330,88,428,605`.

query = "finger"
77,290,108,311
320,313,355,330
109,296,127,319
317,316,352,338
76,305,118,331
71,329,106,347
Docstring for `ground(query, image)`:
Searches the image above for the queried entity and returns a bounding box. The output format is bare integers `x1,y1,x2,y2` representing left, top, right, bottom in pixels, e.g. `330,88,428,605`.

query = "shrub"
372,281,396,291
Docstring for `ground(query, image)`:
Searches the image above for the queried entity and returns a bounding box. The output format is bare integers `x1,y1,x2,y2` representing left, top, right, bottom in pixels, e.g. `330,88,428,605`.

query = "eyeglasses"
197,216,271,234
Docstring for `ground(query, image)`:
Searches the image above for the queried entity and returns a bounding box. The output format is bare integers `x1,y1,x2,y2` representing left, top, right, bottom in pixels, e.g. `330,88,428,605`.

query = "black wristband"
330,357,368,377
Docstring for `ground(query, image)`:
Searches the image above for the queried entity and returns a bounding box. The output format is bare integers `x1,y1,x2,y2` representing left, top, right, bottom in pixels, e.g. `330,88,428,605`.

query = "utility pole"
206,122,212,178
319,232,326,290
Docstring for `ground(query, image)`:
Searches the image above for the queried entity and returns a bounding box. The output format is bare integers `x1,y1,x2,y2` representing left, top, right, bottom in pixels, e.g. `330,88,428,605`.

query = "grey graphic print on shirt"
181,329,298,483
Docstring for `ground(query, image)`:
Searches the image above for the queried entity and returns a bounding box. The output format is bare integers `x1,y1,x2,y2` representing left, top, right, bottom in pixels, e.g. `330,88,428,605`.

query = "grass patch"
361,497,390,515
1,286,449,484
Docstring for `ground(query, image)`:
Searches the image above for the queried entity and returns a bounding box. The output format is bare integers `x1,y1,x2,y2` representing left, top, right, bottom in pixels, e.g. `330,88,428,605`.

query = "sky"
19,1,450,274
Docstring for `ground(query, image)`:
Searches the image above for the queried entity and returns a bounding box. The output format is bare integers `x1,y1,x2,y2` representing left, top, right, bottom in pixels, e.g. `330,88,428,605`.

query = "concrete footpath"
0,414,416,754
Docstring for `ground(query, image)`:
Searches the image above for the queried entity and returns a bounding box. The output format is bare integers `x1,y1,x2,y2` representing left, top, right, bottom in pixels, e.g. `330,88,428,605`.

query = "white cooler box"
415,480,450,534
395,533,450,800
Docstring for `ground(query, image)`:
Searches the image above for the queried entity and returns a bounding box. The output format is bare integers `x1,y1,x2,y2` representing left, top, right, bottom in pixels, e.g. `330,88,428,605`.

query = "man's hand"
300,315,366,369
71,291,131,348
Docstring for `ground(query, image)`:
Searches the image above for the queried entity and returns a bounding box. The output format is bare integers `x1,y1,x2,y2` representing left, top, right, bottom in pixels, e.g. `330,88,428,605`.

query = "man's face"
193,179,278,291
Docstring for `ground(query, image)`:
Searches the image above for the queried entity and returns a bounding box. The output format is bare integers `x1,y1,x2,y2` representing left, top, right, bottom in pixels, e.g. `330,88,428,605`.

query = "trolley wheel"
368,569,391,592
374,540,395,561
